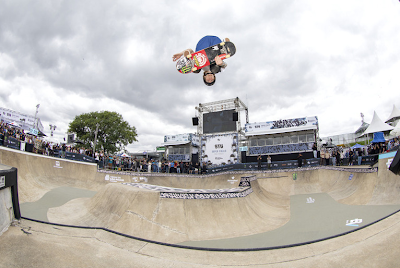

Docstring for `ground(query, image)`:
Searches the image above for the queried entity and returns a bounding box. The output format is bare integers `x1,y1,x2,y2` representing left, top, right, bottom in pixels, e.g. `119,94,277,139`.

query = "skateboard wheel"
192,67,197,72
226,54,231,58
220,42,225,46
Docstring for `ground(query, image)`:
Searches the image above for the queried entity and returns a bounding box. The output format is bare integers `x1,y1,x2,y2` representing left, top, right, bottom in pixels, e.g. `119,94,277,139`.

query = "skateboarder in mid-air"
173,36,230,86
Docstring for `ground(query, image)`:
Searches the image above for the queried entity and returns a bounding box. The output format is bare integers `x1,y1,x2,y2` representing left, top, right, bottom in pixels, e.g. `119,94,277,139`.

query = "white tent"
386,104,400,124
389,121,400,138
361,111,394,136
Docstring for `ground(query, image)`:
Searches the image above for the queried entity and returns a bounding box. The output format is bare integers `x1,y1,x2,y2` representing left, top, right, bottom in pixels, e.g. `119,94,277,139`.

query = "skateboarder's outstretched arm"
172,49,194,62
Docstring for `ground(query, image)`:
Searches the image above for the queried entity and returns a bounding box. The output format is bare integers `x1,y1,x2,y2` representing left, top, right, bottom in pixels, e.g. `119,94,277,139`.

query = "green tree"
68,111,138,154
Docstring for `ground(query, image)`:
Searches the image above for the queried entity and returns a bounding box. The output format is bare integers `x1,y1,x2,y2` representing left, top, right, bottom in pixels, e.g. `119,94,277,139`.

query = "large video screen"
203,109,237,134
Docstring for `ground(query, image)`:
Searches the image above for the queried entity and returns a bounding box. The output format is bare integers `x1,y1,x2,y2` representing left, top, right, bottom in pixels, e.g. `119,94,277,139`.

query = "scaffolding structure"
194,97,249,135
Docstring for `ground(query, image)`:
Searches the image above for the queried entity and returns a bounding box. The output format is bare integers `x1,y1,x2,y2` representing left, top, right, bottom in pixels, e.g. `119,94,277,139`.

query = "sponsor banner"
191,134,200,147
249,142,314,155
160,188,253,199
201,133,239,166
168,154,190,161
0,108,43,132
65,152,95,162
105,174,124,182
341,155,376,166
207,159,320,173
156,146,166,152
53,150,95,163
362,155,376,163
4,137,20,150
132,177,148,183
245,116,318,135
164,133,192,143
29,128,39,136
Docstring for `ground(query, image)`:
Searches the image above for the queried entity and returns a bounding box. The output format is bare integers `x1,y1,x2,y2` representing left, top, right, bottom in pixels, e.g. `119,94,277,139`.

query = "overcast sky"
1,0,400,152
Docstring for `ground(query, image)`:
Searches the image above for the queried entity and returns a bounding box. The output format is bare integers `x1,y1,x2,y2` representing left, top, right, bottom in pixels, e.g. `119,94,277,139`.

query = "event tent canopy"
389,121,400,138
351,143,364,149
386,105,400,124
360,111,394,136
371,132,386,143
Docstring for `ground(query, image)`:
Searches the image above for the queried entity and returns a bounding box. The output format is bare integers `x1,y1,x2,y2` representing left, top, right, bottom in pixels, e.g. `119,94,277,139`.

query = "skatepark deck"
1,146,400,267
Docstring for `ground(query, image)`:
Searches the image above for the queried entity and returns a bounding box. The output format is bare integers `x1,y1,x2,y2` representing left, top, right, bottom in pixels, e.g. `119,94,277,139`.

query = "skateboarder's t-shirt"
195,36,222,52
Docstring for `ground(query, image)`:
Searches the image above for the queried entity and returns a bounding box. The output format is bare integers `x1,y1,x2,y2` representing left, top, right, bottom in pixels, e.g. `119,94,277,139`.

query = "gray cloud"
1,0,400,151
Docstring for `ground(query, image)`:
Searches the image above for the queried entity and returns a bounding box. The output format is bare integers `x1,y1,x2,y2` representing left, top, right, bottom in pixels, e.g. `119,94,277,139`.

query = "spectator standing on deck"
336,150,341,166
297,153,303,168
320,149,325,165
332,151,337,166
201,162,207,174
257,155,262,170
325,149,330,165
358,150,363,165
61,143,66,158
312,143,318,158
267,155,272,169
349,149,354,166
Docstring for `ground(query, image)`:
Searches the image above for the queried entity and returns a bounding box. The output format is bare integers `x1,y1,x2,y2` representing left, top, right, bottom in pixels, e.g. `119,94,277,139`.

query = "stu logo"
53,161,63,169
227,176,238,184
346,218,363,227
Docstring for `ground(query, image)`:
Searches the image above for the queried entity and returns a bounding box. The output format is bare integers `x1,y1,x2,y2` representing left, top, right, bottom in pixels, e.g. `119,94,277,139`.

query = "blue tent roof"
371,132,385,143
351,143,364,149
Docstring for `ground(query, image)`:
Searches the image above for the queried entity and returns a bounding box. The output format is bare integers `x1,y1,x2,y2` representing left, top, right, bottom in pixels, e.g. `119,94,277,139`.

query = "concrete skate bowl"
1,146,400,251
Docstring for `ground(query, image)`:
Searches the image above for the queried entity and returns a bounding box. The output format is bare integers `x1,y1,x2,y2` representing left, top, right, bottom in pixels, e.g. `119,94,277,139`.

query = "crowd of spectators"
318,136,399,166
97,156,207,174
0,122,95,157
1,122,207,174
2,121,399,172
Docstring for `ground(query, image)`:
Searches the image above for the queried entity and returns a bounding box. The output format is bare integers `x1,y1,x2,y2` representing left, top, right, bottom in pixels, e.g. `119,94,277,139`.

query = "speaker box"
389,148,400,175
233,112,238,121
192,117,199,126
241,150,247,163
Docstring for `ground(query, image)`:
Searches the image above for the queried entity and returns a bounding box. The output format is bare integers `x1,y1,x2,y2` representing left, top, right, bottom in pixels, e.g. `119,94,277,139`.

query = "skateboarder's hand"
215,56,223,66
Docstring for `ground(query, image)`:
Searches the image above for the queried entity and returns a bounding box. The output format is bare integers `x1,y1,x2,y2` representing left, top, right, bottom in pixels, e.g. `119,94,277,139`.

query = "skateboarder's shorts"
196,36,222,52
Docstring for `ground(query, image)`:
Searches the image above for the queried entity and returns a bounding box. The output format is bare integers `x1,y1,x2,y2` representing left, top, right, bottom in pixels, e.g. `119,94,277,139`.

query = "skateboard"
176,41,236,74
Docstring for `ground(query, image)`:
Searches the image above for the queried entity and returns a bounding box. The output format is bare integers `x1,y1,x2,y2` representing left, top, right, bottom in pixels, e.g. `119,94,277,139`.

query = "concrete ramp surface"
1,146,400,267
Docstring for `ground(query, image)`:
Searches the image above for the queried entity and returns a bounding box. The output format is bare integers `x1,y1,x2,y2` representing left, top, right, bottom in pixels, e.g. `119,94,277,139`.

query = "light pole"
34,104,40,129
93,123,100,157
20,118,26,130
49,124,57,137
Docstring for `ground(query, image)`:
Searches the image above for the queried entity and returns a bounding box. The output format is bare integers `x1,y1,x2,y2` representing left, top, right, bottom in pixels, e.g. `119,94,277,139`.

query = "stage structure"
194,97,248,135
162,133,200,163
244,116,319,162
194,97,249,167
